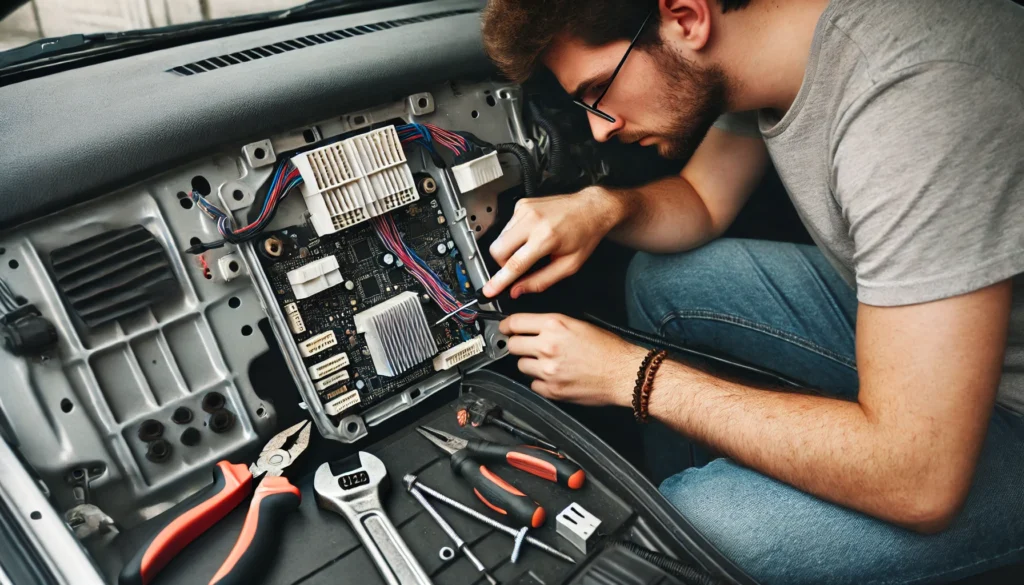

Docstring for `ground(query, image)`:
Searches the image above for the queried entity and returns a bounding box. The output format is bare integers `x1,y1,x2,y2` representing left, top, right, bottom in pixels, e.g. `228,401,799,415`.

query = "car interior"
0,1,1019,584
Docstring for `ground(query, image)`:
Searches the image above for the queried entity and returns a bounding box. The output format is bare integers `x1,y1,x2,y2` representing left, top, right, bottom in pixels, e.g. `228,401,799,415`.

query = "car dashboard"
0,2,750,585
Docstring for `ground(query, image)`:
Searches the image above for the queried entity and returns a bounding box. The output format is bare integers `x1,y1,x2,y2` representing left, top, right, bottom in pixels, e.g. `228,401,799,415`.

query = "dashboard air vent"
50,226,177,329
168,9,475,76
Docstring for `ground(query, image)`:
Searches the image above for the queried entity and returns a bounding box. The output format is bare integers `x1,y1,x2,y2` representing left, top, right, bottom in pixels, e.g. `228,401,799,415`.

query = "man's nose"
588,111,624,143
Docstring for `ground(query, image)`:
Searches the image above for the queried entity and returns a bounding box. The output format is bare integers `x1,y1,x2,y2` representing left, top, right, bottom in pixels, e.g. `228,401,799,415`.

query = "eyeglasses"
572,10,655,124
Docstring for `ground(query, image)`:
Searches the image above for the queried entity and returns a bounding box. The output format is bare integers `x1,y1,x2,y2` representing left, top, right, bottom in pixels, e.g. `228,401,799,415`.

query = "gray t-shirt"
716,0,1024,414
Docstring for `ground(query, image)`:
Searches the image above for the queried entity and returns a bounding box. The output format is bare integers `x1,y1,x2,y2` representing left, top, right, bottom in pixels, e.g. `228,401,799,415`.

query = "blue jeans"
624,239,1024,585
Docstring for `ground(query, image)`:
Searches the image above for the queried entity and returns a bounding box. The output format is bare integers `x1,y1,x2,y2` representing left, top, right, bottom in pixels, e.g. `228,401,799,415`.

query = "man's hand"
499,313,647,405
483,189,625,299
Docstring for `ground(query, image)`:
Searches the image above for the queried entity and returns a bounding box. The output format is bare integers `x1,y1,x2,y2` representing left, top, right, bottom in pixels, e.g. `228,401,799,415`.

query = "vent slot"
50,226,177,329
168,9,475,76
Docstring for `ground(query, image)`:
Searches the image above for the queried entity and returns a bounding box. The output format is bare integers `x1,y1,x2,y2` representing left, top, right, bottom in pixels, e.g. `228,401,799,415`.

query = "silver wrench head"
314,451,389,513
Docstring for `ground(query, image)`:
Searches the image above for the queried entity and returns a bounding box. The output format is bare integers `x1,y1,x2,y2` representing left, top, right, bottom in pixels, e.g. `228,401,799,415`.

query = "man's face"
544,34,726,160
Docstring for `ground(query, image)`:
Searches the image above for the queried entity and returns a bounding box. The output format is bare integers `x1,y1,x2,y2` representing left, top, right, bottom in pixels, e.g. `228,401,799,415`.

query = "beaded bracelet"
632,348,666,423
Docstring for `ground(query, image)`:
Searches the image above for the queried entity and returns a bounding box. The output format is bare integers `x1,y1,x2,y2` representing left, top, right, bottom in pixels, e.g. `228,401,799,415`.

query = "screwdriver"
418,426,546,528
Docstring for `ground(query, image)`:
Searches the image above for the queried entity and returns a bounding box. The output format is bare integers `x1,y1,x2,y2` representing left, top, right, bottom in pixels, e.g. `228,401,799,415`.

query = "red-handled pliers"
119,420,311,585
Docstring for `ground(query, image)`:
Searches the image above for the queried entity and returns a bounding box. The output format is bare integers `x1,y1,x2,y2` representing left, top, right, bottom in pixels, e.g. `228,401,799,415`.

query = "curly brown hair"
482,0,750,82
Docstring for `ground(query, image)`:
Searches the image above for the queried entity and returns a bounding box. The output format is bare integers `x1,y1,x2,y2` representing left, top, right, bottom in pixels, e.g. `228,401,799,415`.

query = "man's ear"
659,0,713,52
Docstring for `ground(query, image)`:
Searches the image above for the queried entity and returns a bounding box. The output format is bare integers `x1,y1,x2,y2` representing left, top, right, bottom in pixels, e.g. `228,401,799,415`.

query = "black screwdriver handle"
465,440,586,490
450,450,546,528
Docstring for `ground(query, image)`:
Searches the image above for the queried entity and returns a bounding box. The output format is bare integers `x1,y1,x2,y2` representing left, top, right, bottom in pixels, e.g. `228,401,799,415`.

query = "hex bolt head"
171,406,193,425
201,392,226,413
146,439,172,463
208,409,235,434
137,419,165,442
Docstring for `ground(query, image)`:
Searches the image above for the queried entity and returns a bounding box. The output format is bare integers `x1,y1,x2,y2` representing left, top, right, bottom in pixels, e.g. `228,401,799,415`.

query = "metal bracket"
242,140,276,169
407,92,436,116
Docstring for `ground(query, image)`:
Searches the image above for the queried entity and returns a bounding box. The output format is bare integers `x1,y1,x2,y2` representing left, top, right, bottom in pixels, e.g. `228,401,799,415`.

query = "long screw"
409,487,499,585
404,475,576,564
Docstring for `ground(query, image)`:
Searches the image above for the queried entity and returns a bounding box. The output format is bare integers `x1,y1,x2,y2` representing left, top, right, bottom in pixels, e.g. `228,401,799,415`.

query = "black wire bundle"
613,542,725,585
496,142,538,198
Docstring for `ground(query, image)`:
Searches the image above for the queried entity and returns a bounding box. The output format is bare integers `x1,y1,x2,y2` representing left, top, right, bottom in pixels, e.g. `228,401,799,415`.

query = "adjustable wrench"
314,452,432,585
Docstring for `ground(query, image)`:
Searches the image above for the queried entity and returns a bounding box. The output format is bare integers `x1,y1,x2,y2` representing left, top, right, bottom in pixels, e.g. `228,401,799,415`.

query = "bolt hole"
191,176,212,196
354,115,365,125
30,511,41,520
202,392,226,413
256,407,265,417
253,148,266,160
486,95,497,107
241,325,253,336
410,388,421,399
470,215,477,221
179,197,194,210
190,237,202,247
228,261,239,273
0,247,5,255
346,422,359,434
486,206,493,213
8,259,19,269
232,189,244,201
471,110,479,119
180,428,201,447
59,399,73,413
417,98,428,109
228,297,241,309
497,340,507,350
172,406,193,425
475,226,482,232
302,129,316,143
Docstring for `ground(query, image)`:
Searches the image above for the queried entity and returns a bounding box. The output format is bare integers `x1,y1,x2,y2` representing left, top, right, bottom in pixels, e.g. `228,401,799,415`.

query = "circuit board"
256,194,479,416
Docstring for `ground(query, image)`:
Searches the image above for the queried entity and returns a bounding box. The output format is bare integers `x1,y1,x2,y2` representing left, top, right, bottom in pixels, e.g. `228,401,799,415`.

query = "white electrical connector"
451,151,504,193
324,389,361,416
287,255,343,300
555,503,601,554
432,336,485,371
291,125,419,236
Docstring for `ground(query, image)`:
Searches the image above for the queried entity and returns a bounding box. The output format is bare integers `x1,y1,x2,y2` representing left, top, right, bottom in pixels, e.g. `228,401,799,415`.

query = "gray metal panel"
0,0,491,229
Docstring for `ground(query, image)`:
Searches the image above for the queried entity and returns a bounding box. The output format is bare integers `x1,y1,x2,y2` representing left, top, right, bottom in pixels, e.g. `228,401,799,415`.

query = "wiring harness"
186,160,303,255
0,277,57,356
372,214,477,324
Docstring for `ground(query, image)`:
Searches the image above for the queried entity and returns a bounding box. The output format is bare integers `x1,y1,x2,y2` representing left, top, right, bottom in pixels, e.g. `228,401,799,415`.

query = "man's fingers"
488,218,530,266
499,313,561,335
510,256,581,298
484,241,549,298
517,357,543,379
505,335,544,357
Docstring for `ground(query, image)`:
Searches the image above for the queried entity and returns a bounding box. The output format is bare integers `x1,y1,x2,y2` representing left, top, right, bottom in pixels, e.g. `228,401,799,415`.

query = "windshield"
0,0,388,52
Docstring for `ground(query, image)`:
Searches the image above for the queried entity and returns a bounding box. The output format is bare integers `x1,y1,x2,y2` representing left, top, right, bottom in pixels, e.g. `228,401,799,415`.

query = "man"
479,0,1024,583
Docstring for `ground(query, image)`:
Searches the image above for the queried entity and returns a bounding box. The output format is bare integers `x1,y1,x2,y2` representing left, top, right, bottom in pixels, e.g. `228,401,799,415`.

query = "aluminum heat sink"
353,291,439,377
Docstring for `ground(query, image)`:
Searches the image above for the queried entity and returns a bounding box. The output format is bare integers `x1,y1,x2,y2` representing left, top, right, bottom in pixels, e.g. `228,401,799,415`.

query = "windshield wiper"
0,0,426,78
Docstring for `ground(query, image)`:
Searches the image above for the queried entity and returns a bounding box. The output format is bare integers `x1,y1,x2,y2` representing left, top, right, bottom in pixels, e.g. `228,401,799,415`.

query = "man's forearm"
590,175,721,254
641,361,955,533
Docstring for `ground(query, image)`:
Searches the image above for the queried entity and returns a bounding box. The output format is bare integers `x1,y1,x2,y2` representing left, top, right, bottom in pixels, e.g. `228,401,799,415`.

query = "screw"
404,475,575,564
409,487,498,585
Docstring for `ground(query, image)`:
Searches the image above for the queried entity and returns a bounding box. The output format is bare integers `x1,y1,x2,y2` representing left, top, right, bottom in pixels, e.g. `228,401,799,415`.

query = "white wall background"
0,0,305,50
